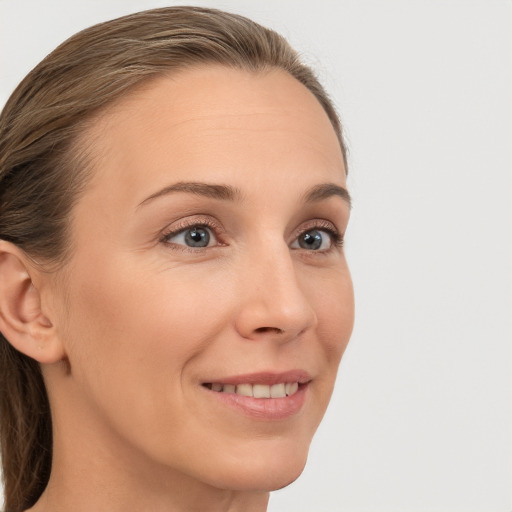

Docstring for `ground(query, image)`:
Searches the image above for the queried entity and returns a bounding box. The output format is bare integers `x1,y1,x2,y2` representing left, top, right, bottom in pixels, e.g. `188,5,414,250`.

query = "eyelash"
297,221,344,250
159,218,344,253
159,217,223,253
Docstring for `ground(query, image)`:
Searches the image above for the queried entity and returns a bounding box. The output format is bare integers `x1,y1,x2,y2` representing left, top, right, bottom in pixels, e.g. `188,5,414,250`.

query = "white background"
1,1,511,511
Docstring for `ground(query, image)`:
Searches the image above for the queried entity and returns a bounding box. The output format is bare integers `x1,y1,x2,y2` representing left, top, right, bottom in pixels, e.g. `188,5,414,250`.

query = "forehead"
79,65,346,210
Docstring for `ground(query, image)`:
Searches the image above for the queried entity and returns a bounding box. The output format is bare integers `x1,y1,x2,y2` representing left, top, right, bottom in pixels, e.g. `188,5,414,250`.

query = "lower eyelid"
291,228,341,251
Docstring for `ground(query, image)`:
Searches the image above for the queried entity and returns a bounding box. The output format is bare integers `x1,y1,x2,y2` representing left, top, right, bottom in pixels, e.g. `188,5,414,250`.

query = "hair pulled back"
0,7,347,511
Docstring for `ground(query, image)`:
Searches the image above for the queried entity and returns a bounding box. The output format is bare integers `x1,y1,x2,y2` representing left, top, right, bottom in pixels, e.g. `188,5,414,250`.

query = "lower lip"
204,384,309,420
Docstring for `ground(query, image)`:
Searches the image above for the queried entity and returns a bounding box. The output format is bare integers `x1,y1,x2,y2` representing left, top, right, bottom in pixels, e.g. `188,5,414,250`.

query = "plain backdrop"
1,1,511,511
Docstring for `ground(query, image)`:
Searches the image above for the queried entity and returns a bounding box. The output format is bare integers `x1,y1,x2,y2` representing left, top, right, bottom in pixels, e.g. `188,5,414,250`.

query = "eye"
163,225,216,248
291,229,335,251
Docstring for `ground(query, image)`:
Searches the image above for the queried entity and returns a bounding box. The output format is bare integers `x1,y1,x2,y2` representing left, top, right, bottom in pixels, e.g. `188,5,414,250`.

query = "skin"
24,66,354,512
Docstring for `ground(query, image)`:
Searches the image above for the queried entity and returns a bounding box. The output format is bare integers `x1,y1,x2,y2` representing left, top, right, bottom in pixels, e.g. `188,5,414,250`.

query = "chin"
204,440,310,492
267,460,308,491
220,462,307,493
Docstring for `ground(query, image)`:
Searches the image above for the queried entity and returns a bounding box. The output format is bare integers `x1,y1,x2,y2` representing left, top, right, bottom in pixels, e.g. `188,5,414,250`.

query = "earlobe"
0,241,65,364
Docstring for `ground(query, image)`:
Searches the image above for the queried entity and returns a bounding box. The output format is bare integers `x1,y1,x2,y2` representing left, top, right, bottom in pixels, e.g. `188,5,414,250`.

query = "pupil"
300,230,322,250
185,227,210,247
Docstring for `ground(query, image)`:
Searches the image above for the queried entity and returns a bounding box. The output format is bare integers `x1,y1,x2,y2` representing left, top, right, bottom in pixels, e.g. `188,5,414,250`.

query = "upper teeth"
209,382,299,398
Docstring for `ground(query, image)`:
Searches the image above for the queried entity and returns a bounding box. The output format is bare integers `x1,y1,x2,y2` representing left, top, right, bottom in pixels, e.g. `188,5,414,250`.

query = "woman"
0,7,353,512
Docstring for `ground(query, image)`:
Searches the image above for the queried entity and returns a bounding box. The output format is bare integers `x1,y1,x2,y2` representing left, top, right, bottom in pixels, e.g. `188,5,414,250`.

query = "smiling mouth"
202,382,304,398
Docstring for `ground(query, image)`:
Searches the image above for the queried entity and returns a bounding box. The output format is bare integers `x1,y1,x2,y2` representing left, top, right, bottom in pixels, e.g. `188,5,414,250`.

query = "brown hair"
0,6,347,511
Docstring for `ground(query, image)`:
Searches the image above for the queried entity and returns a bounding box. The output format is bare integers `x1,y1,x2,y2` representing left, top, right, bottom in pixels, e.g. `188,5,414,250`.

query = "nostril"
254,327,283,335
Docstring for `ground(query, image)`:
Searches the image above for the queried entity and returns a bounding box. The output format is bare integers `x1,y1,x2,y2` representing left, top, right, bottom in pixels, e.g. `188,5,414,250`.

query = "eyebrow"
138,181,242,207
303,183,352,209
138,180,351,209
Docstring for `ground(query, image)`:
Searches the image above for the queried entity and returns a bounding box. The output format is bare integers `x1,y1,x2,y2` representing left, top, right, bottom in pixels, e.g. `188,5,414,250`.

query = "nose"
234,243,317,342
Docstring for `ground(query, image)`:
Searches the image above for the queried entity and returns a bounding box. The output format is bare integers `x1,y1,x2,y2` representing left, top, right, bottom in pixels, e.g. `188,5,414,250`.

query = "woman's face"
46,65,353,492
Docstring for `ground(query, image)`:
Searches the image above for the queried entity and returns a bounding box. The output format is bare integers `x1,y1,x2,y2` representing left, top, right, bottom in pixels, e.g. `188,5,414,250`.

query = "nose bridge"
234,236,316,341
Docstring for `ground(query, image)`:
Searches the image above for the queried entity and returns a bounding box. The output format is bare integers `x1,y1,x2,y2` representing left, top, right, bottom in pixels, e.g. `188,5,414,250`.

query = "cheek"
54,261,237,451
298,264,353,420
59,258,235,383
310,265,354,361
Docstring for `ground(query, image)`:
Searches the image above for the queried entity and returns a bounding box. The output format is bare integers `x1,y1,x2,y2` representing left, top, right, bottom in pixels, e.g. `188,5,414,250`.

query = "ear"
0,241,65,364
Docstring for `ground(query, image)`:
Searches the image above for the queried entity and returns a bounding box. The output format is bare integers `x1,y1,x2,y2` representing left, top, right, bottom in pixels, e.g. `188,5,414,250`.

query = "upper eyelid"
162,217,339,234
292,218,340,237
160,216,224,239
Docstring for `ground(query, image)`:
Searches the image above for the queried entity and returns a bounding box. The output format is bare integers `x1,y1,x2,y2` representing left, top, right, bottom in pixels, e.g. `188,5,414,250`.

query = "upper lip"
203,370,312,386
